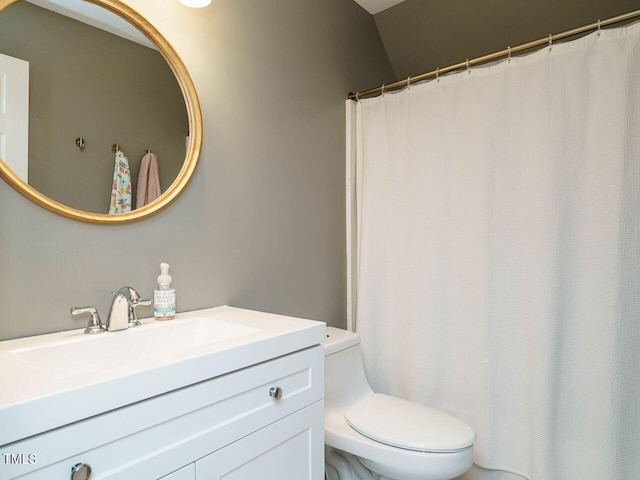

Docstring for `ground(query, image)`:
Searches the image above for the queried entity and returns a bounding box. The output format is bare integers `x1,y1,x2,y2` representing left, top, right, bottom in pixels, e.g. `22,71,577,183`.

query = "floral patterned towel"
109,150,132,214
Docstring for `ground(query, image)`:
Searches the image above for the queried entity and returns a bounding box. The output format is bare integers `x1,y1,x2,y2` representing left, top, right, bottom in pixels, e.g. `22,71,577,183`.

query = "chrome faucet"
106,286,151,331
72,287,151,334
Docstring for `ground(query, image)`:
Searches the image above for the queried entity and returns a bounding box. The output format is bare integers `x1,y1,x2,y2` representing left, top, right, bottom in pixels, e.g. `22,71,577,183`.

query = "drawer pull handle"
269,386,283,400
71,463,92,480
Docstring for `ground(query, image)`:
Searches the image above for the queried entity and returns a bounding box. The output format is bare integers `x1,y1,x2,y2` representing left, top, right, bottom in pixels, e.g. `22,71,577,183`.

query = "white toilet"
323,327,475,480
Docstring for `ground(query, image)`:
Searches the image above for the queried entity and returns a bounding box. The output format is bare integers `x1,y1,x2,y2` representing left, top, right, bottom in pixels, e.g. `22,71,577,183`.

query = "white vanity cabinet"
2,346,323,480
0,307,326,480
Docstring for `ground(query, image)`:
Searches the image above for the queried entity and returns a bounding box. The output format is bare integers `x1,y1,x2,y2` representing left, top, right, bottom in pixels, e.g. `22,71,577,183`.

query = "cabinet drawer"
2,346,323,480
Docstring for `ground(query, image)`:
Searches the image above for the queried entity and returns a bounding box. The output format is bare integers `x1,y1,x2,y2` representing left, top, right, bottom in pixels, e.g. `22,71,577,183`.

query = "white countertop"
0,306,326,446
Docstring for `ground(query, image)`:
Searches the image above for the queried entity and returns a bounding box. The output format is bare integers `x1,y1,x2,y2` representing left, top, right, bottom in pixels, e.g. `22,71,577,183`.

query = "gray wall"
6,0,628,341
0,0,392,341
0,2,188,213
374,0,640,81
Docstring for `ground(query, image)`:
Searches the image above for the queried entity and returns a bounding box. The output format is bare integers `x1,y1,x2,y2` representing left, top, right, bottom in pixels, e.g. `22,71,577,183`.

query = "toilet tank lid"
345,394,476,453
322,327,361,355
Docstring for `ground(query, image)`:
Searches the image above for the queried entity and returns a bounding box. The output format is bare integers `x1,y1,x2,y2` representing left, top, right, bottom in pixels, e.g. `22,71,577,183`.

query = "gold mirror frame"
0,0,202,223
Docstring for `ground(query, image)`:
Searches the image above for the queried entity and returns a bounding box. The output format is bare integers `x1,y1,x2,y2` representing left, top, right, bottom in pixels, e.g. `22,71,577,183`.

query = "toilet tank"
322,327,373,410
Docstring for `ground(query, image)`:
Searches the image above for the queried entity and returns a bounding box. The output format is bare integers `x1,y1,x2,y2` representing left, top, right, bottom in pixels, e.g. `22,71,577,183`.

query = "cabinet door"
160,464,196,480
196,401,323,480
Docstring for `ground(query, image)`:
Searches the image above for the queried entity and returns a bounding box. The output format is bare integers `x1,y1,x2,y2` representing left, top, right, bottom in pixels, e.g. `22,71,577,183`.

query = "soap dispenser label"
154,289,176,319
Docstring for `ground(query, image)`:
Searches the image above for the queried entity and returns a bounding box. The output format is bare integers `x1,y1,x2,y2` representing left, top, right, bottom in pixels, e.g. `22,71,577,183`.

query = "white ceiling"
26,0,154,48
353,0,406,15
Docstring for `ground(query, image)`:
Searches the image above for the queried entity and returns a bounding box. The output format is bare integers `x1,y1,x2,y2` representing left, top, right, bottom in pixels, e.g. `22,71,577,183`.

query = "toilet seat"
344,394,475,453
326,406,474,480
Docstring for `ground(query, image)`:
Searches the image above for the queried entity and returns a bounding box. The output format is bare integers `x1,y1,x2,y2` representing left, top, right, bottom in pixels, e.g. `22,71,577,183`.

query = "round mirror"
0,0,202,223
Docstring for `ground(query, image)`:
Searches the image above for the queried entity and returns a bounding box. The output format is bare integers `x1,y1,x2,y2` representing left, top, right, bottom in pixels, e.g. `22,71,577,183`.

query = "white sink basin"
11,316,259,380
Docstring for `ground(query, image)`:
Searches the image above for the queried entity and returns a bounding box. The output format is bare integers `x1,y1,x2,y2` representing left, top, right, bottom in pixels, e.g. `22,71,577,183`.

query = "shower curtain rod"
348,8,640,101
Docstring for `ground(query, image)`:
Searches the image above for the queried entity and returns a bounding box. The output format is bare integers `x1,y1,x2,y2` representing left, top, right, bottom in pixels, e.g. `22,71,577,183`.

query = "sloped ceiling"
353,0,406,15
367,0,640,83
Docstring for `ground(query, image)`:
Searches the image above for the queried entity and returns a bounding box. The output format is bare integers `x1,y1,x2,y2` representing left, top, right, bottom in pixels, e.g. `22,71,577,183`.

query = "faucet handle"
71,306,105,335
129,297,151,328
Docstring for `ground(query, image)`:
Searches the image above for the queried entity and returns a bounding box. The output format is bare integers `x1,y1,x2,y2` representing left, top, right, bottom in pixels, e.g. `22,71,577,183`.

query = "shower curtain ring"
466,59,470,74
507,46,512,63
597,19,601,37
436,67,440,83
355,91,360,102
548,34,553,50
407,76,411,89
381,84,385,96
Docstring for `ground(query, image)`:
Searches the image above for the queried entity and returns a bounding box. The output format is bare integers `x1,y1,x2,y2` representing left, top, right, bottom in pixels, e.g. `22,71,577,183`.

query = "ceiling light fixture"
178,0,211,7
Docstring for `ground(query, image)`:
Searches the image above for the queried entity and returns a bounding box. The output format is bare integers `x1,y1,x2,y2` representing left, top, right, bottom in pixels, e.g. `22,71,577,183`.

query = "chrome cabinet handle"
269,386,283,400
71,463,92,480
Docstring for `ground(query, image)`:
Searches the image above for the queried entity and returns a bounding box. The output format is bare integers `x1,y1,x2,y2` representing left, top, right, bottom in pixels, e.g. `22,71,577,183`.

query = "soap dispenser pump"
154,262,176,320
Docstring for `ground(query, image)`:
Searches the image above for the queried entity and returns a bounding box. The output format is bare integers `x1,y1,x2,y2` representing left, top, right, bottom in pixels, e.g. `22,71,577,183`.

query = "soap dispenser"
154,263,176,320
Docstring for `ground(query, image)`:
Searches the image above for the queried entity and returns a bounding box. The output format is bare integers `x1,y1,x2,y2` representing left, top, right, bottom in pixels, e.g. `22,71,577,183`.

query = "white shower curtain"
353,22,640,480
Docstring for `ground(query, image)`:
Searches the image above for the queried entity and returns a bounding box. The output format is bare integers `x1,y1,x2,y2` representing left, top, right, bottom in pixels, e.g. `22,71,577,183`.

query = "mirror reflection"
0,0,189,214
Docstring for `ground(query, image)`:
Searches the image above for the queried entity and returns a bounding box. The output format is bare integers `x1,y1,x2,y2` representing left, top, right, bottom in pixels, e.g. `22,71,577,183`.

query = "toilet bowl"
322,327,475,480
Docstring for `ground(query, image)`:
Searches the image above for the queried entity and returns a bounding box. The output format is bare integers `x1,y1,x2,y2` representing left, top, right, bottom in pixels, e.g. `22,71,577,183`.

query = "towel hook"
144,149,151,154
75,137,85,150
112,144,120,153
